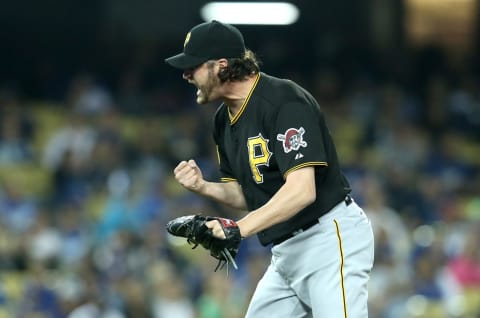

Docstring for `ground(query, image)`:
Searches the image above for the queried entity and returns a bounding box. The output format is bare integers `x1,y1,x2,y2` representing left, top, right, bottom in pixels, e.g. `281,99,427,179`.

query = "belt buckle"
345,194,352,206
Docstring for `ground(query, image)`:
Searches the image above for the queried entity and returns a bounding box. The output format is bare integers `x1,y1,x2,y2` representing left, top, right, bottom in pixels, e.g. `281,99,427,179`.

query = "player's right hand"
174,159,205,192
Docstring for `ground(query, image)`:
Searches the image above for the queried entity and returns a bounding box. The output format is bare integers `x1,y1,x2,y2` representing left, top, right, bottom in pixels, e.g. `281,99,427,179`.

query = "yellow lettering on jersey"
247,134,272,183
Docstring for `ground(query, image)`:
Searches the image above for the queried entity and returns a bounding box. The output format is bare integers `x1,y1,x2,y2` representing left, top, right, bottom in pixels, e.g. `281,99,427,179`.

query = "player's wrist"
190,179,207,193
237,221,251,238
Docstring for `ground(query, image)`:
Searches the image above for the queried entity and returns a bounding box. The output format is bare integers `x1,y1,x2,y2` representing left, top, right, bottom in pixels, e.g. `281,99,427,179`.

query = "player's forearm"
238,186,315,237
199,180,248,210
237,167,316,237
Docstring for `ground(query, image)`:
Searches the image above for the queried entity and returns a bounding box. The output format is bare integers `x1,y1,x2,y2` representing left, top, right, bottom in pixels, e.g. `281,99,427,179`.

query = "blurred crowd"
0,61,479,318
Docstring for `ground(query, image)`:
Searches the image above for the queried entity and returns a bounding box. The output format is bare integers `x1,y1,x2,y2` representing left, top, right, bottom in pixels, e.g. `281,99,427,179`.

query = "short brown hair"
218,49,261,83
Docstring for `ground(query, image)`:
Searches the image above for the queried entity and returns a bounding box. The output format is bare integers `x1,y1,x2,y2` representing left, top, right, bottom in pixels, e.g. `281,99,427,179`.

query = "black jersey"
213,73,351,246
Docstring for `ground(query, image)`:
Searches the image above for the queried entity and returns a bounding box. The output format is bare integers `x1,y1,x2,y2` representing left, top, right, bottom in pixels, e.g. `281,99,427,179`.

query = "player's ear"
217,58,229,69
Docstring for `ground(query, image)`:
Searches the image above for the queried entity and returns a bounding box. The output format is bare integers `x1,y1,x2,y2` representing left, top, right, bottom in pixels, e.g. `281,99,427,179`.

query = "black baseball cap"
165,20,246,70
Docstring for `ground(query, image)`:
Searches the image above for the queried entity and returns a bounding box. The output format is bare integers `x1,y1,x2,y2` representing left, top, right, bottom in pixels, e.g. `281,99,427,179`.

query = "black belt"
272,195,353,246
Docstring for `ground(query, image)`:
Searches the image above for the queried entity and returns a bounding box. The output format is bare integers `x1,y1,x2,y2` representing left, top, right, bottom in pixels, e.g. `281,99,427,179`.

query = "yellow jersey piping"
283,162,328,178
229,73,260,124
220,177,237,182
215,145,221,164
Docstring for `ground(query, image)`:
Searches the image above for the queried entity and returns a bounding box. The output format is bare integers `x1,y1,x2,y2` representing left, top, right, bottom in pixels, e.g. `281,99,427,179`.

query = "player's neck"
222,75,258,116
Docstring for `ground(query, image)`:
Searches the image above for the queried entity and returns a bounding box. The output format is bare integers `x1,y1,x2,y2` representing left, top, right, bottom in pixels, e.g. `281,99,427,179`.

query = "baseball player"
165,20,374,318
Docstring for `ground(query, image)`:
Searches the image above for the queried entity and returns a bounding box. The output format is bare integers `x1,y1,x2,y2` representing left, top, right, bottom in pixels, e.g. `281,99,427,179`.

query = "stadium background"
0,0,479,317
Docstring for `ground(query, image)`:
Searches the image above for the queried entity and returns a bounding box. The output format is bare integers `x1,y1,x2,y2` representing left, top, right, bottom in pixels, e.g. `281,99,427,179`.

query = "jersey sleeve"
212,108,237,183
215,144,237,182
273,102,328,177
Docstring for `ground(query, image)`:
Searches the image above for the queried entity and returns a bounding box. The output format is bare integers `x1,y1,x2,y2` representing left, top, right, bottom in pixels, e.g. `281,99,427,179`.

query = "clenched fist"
173,159,205,191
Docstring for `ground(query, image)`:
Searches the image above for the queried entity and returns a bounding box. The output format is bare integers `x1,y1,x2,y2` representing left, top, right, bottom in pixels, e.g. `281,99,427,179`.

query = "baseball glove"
166,214,242,272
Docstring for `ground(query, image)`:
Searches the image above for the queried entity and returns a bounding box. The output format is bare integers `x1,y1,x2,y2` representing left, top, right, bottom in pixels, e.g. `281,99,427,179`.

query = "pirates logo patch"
277,127,307,153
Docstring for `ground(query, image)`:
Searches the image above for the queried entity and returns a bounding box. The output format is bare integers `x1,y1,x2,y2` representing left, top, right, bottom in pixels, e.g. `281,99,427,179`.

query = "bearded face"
196,62,221,104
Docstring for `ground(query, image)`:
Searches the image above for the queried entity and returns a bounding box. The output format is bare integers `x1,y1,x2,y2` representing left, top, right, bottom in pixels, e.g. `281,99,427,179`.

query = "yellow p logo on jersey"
247,133,272,183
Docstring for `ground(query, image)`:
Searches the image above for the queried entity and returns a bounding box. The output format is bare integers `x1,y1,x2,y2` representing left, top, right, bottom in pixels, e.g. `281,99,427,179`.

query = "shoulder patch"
277,127,308,153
